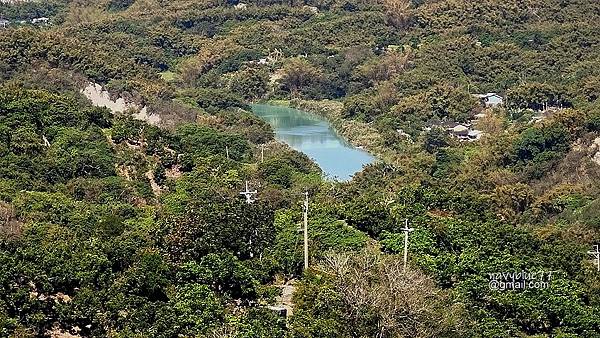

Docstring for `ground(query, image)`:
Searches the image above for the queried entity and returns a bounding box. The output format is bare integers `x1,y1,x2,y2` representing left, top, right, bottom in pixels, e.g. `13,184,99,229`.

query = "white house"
468,129,483,141
426,120,484,142
234,2,247,10
0,19,8,29
32,17,50,24
303,5,318,14
474,93,504,108
451,124,469,137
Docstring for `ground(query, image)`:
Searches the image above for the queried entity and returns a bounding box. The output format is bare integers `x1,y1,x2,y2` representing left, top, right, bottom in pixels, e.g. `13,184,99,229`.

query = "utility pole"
303,191,309,270
240,181,257,204
401,219,414,272
588,245,600,272
261,144,265,163
226,146,230,160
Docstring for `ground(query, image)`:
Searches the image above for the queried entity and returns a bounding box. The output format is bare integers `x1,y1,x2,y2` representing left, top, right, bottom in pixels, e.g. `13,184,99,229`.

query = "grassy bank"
265,99,401,164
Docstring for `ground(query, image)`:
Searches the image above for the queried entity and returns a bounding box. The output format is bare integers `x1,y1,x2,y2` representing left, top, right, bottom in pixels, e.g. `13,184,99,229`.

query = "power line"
239,181,258,258
303,191,309,270
240,181,257,204
401,219,414,272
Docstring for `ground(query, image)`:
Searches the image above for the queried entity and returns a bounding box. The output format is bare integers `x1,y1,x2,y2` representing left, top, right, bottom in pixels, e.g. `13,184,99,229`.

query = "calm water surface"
251,104,375,181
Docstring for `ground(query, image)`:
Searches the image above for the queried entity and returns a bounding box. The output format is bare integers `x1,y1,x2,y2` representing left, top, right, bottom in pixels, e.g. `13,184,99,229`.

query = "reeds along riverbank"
283,99,401,165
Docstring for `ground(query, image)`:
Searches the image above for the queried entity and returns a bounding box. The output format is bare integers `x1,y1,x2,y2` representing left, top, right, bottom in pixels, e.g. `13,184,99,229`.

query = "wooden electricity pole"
303,191,309,270
401,219,414,272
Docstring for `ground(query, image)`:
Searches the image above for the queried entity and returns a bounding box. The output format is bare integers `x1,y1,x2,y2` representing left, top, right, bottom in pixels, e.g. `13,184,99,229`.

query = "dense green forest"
1,0,600,337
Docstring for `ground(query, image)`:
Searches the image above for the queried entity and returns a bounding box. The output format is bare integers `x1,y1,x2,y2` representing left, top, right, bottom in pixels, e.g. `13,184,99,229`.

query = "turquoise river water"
251,104,376,181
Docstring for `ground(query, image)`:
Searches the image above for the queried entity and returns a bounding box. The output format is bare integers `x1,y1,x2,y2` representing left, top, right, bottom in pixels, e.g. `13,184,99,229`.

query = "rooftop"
473,92,502,99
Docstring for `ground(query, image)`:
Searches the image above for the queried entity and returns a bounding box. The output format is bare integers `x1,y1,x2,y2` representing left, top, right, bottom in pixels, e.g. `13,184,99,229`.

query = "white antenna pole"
303,191,309,270
261,144,265,163
226,146,230,160
401,219,414,272
588,245,600,272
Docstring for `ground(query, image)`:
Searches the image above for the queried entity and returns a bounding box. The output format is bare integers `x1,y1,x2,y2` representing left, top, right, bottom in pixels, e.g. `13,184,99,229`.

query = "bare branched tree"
318,250,468,338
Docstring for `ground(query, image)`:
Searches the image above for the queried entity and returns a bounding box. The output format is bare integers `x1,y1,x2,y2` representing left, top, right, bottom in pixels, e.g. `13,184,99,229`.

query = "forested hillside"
1,0,600,337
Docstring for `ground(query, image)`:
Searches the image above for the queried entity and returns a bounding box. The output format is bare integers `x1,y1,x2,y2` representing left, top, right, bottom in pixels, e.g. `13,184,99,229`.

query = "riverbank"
264,99,396,164
251,103,375,180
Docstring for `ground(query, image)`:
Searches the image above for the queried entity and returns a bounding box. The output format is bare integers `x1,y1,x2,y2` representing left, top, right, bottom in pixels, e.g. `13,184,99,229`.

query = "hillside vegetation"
1,0,600,337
